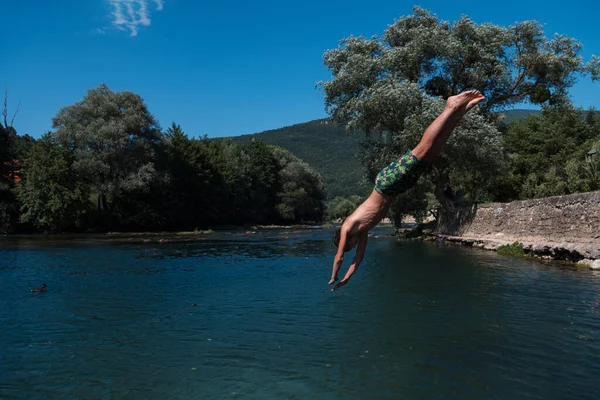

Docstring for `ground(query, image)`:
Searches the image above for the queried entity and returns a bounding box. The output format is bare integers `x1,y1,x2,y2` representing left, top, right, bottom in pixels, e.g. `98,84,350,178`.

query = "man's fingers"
331,279,348,292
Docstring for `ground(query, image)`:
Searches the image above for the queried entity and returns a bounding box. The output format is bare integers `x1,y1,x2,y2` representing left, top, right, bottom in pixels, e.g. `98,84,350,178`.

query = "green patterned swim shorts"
374,150,429,197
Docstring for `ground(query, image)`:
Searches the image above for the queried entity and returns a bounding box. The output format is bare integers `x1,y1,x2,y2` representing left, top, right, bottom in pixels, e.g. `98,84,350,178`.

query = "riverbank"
395,227,600,269
397,190,600,270
435,234,600,269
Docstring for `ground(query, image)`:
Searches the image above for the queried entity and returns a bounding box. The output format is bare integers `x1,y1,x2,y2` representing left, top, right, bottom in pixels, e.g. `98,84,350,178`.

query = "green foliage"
51,84,163,229
16,84,327,232
13,134,36,159
356,84,506,215
153,123,229,229
271,146,327,223
230,119,368,199
326,195,363,221
0,92,31,233
503,105,600,199
0,182,18,233
497,242,526,257
230,112,537,201
244,141,280,223
320,7,595,123
0,125,17,228
19,134,91,232
388,183,432,226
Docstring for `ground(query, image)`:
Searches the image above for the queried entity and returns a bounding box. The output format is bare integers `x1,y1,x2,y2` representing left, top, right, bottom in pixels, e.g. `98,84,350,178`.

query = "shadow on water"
1,229,600,399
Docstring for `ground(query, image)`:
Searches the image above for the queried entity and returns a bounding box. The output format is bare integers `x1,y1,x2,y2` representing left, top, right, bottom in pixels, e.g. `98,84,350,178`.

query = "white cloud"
107,0,164,36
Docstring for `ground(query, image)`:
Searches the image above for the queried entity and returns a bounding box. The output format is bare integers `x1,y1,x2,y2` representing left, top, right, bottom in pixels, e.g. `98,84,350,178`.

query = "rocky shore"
435,234,600,269
408,191,600,270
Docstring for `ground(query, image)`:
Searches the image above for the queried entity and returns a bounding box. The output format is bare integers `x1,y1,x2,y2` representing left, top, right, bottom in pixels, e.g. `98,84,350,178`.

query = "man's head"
333,227,358,252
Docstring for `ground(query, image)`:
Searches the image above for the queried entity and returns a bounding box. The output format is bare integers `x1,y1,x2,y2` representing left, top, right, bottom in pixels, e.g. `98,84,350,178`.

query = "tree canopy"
502,105,600,198
16,84,327,232
321,7,598,127
319,7,599,218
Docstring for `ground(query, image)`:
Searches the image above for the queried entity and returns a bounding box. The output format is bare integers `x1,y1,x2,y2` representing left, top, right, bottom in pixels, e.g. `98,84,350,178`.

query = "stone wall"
438,191,600,245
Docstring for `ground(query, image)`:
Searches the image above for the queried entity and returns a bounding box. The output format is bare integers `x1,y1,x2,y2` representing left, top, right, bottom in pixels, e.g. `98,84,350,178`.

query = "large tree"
319,7,599,215
357,84,504,215
51,84,163,228
19,134,91,232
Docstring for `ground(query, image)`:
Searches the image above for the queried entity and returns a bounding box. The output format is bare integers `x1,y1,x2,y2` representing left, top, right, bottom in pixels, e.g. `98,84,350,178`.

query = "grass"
497,241,526,257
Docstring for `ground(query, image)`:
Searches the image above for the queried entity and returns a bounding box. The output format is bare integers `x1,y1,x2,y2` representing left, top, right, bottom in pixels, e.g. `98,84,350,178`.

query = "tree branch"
3,89,8,128
3,89,20,128
10,102,20,127
483,38,528,111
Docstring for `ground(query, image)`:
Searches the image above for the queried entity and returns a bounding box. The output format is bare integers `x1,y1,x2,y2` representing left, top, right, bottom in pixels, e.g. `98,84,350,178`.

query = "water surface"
1,229,599,399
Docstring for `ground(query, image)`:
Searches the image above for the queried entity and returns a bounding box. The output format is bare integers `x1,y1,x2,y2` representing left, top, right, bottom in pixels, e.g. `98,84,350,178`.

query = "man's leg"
411,90,485,163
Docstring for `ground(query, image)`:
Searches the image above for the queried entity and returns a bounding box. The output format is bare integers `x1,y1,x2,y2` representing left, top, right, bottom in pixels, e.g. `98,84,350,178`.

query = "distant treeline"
0,85,326,233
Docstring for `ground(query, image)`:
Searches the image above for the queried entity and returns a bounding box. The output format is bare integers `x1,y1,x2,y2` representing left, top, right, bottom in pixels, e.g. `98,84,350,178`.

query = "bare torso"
344,189,393,238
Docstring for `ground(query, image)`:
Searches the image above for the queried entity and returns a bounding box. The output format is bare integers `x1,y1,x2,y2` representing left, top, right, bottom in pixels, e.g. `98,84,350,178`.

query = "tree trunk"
433,167,456,214
102,194,108,212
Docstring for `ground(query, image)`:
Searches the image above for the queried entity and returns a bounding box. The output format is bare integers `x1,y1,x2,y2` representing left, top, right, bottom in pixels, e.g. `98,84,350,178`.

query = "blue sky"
2,0,599,138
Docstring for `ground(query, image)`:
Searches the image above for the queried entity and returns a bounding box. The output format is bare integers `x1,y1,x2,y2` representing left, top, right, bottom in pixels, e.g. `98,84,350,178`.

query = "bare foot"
446,90,486,115
328,277,338,285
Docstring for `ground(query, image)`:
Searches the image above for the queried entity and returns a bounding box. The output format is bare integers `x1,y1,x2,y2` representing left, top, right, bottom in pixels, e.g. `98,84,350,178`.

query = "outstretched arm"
331,232,368,292
329,228,348,285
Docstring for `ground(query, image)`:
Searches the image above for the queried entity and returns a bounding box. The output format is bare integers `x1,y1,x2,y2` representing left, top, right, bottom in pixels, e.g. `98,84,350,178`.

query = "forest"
0,86,326,233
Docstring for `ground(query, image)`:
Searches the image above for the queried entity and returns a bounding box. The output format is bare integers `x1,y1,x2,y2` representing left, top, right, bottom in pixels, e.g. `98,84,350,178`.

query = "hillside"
231,119,369,199
227,109,552,200
500,109,539,122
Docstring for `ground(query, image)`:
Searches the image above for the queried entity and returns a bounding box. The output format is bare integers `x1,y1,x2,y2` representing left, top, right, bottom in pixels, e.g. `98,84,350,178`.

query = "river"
1,228,599,399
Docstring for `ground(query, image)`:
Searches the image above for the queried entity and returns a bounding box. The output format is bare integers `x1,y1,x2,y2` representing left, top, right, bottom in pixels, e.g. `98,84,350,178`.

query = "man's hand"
328,232,367,293
331,278,349,292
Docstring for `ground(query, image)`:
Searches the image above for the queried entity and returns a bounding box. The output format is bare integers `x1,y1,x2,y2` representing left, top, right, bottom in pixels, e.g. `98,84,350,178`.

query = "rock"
591,260,600,270
531,244,551,253
578,259,593,267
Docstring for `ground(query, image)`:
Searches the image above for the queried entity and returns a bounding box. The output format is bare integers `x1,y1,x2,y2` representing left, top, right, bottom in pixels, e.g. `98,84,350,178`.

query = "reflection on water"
1,229,600,399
